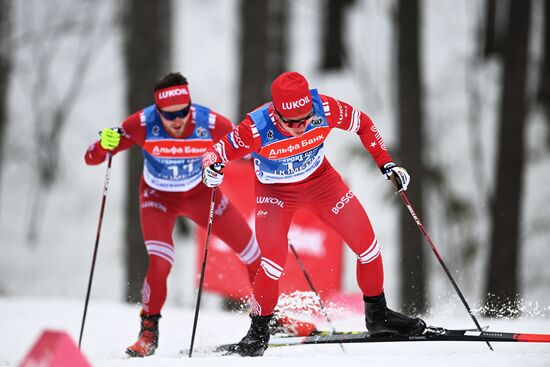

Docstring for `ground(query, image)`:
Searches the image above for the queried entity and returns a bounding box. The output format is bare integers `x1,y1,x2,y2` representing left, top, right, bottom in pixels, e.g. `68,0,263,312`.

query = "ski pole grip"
388,172,401,192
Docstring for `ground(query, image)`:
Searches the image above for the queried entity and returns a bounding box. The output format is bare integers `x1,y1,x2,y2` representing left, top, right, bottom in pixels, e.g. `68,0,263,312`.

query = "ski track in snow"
2,297,550,367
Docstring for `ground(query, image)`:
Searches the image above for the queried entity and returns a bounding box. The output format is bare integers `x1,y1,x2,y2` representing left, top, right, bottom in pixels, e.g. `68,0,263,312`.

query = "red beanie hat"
271,72,313,119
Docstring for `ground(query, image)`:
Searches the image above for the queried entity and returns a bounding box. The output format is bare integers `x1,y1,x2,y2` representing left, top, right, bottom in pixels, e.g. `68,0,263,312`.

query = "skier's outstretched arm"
322,94,410,191
84,113,144,165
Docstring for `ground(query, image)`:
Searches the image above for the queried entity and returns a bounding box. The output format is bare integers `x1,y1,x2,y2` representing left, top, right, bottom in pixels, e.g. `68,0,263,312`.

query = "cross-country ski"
212,326,550,355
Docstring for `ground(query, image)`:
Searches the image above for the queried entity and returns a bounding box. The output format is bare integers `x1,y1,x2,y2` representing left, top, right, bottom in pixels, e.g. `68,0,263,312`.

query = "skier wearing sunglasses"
202,71,425,357
85,72,267,357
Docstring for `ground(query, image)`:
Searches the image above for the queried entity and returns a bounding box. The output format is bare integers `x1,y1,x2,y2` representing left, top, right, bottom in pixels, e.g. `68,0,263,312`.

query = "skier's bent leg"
142,249,173,314
317,185,425,337
356,237,425,336
127,253,172,358
235,196,292,357
131,189,175,357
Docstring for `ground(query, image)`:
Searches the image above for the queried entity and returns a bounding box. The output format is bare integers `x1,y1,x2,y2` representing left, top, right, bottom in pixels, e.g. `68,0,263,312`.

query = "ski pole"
79,153,113,349
390,177,493,351
289,243,345,352
189,187,217,357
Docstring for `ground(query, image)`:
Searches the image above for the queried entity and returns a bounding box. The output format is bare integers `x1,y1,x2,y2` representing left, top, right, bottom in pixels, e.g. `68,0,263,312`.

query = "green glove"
99,128,121,151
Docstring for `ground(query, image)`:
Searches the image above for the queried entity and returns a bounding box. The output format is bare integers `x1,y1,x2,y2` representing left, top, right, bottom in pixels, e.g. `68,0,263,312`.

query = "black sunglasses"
157,104,192,121
276,108,315,128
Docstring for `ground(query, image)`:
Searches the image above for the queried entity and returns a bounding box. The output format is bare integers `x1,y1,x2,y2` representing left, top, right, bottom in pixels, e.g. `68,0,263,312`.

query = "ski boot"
126,312,161,358
364,293,426,336
270,313,318,337
234,314,273,357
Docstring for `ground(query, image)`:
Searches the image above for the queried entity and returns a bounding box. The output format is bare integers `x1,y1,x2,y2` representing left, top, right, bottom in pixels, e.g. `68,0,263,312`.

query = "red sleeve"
209,111,235,142
202,116,261,167
84,112,146,165
321,94,393,169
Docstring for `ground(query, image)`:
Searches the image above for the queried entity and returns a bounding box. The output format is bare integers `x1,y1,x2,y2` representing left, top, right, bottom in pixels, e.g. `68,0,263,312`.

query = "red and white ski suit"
85,106,261,315
203,93,393,316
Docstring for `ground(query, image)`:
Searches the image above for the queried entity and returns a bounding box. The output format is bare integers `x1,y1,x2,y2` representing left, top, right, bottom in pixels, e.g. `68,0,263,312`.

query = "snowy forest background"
1,0,550,363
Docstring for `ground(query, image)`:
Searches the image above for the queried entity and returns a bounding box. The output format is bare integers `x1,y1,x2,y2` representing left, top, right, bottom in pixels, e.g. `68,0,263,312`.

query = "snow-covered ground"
3,297,550,366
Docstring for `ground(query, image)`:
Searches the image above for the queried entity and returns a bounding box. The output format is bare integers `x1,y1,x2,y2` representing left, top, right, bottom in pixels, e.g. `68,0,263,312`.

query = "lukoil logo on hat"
271,72,313,119
281,96,311,111
155,85,191,108
157,88,188,99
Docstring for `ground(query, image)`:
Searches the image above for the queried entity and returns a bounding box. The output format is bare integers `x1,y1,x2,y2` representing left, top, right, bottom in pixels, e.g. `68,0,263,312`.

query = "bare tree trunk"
396,0,427,314
484,0,531,318
483,0,498,58
321,0,352,70
267,0,288,79
0,0,11,208
482,0,509,59
122,0,172,303
537,0,550,148
238,0,287,119
239,0,269,118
